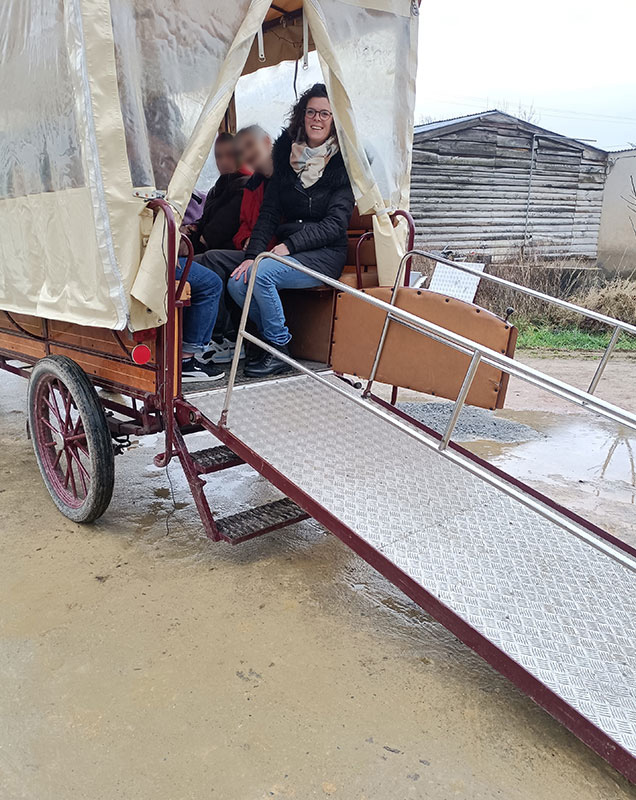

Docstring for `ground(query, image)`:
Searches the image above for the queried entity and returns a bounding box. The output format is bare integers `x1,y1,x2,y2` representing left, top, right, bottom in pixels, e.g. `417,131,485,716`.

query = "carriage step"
217,498,309,544
190,445,244,474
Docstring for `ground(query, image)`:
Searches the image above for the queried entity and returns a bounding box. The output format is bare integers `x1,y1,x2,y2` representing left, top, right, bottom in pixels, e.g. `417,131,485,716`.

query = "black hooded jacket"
194,169,250,253
245,131,355,278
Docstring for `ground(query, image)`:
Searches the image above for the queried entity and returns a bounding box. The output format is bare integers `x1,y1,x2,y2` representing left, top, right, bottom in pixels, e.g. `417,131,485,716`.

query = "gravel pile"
397,401,541,443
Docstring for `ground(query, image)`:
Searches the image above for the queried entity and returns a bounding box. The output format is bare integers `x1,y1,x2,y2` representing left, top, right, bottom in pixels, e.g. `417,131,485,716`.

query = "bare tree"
624,174,636,239
496,100,540,124
516,102,540,124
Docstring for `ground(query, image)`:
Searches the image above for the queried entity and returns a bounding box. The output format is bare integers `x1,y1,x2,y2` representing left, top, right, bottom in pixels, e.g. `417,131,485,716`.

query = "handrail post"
220,253,264,427
439,352,481,450
587,326,621,395
362,250,412,398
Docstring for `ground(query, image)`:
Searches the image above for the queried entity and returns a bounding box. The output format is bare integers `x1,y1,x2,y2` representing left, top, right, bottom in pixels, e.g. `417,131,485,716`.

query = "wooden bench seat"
283,207,381,361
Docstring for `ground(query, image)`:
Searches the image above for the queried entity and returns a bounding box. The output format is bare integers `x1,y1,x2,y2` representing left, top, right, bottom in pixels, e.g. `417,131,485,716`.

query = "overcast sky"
415,0,636,150
237,0,635,152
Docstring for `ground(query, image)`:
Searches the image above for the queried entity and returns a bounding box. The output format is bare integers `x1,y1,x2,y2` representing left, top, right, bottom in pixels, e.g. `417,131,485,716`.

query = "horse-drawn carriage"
2,0,636,783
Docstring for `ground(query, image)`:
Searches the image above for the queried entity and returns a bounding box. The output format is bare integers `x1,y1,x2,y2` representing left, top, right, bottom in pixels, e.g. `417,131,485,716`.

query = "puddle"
490,417,635,504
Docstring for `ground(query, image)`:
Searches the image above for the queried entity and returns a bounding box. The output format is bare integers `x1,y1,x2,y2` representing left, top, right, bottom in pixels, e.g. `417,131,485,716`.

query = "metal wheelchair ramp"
189,373,636,782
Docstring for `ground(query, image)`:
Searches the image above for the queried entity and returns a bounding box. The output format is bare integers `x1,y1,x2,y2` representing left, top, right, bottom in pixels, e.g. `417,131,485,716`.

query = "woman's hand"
231,259,255,284
270,243,290,257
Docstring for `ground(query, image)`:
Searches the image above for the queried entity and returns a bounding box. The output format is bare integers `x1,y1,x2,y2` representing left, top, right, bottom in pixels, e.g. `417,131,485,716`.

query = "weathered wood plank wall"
409,114,607,261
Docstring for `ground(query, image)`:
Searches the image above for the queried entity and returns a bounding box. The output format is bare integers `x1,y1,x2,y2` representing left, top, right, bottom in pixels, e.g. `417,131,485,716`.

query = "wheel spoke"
41,416,63,437
57,381,73,435
67,445,90,481
52,446,65,471
49,382,65,429
75,442,90,458
67,447,88,495
69,416,89,456
43,395,63,427
65,432,87,444
64,456,78,498
62,457,71,489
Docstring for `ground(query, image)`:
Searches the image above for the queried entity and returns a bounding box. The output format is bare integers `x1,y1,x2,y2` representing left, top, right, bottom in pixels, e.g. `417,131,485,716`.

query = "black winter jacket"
245,132,355,278
194,169,250,253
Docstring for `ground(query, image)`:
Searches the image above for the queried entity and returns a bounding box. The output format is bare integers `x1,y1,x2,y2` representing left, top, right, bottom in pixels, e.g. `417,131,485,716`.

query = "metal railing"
220,252,636,573
407,249,636,395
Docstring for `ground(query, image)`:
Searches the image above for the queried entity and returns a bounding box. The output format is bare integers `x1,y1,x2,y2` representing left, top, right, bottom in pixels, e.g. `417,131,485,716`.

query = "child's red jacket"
233,173,273,250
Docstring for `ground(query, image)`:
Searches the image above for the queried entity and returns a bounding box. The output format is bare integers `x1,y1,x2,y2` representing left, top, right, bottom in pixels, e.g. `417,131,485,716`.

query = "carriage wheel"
28,355,115,523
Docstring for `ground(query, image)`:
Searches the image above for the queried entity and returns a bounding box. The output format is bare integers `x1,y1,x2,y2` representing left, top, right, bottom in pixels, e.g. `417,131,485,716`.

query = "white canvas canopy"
0,0,419,331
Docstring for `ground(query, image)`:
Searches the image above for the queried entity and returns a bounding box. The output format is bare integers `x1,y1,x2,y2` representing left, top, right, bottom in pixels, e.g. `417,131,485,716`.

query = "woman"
228,83,355,377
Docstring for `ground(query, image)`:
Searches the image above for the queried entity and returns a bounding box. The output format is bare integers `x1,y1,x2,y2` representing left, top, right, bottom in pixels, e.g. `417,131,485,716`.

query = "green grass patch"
516,321,636,352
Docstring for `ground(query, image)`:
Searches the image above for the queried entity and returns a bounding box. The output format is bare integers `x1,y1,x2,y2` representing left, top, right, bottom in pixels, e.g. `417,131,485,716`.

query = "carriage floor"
181,357,328,394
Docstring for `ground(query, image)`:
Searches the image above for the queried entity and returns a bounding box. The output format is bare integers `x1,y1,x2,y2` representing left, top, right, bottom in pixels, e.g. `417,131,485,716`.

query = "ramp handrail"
408,249,636,395
220,252,636,573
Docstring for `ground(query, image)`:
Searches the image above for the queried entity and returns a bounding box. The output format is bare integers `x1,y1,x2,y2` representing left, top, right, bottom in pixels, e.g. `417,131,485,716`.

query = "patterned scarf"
289,135,339,188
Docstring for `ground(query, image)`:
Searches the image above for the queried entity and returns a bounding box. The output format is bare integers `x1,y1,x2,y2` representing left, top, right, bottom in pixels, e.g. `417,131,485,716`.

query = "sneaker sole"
182,372,225,382
210,351,246,364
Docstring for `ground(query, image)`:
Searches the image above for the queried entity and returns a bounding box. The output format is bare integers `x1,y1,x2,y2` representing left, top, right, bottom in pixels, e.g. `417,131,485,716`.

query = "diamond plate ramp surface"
190,375,636,761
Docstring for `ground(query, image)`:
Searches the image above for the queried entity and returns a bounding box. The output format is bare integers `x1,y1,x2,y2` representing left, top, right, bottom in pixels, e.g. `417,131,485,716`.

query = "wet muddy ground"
1,354,635,799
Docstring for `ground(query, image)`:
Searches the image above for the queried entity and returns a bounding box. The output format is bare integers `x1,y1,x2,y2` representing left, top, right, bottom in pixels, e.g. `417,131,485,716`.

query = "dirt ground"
0,355,635,800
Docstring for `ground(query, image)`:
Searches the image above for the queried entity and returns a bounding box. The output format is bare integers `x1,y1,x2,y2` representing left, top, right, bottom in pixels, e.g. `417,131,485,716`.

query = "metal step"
216,498,309,544
189,444,243,474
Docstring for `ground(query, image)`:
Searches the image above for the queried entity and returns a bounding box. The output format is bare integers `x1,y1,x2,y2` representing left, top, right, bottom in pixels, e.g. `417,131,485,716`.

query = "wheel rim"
33,375,92,509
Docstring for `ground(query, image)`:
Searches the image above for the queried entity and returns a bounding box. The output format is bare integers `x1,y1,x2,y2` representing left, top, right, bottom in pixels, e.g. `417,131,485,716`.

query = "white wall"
597,149,636,274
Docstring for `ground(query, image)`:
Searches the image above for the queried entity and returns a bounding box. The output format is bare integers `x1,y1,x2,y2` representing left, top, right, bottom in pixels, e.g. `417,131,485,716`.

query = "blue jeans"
177,258,223,354
227,257,322,345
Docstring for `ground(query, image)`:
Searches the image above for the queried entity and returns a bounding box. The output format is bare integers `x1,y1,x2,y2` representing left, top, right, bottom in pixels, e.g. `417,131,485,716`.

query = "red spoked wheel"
28,356,114,523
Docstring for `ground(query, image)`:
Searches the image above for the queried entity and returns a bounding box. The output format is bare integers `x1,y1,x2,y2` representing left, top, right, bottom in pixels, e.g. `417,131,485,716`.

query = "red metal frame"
354,209,416,291
147,198,184,468
177,392,636,784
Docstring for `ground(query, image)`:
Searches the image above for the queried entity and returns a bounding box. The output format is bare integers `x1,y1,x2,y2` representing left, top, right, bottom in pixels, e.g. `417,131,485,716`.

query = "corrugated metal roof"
413,109,607,154
414,110,500,134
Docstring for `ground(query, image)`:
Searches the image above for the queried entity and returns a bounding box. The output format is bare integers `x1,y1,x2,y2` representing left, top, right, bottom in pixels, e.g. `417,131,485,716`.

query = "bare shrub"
552,278,636,331
472,258,598,322
413,254,636,331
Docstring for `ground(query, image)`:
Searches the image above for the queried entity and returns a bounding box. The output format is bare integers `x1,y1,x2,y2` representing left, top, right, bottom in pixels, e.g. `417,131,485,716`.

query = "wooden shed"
409,110,608,262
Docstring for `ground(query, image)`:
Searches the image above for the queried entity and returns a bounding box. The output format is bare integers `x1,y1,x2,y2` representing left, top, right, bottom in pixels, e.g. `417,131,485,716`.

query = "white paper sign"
428,262,485,304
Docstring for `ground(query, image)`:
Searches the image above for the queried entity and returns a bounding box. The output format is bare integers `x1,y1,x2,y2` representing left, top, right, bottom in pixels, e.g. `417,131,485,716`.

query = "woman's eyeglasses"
305,108,333,121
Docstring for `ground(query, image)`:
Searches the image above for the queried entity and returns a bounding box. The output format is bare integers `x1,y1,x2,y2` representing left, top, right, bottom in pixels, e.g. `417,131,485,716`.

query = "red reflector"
131,344,152,365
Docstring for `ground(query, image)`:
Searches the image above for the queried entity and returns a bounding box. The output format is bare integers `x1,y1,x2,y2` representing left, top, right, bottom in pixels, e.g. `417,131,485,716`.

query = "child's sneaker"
202,337,245,364
181,357,225,382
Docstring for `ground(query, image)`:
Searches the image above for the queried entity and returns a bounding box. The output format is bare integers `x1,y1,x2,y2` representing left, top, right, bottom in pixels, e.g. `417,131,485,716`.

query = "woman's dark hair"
286,83,336,142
